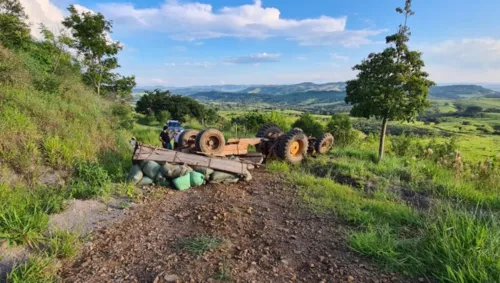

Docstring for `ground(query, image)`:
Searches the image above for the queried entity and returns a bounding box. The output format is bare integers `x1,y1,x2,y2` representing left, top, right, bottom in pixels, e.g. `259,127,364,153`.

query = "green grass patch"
178,236,223,256
7,256,60,283
266,161,291,173
44,229,81,260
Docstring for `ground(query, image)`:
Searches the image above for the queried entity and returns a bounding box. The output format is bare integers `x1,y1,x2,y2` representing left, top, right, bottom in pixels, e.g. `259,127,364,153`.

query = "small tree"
62,5,135,97
292,113,324,137
0,0,30,49
326,114,358,147
345,0,435,159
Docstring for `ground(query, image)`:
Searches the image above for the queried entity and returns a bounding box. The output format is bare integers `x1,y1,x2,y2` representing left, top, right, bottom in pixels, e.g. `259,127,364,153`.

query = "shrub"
263,111,292,132
155,110,171,124
291,113,324,137
69,161,111,199
325,114,359,147
390,134,425,157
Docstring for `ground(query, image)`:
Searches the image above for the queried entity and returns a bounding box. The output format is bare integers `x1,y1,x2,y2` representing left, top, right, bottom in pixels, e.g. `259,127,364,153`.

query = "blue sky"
21,0,500,86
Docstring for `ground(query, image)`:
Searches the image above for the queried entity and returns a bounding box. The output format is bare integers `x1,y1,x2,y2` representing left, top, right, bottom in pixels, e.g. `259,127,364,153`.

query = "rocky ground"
61,170,414,283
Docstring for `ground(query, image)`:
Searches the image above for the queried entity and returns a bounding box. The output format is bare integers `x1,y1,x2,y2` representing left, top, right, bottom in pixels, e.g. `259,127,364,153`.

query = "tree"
345,0,434,159
292,113,324,137
0,0,30,49
326,114,358,147
135,89,208,122
62,5,135,97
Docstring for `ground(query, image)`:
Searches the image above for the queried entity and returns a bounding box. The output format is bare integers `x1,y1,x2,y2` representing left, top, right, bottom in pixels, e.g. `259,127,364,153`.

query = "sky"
19,0,500,87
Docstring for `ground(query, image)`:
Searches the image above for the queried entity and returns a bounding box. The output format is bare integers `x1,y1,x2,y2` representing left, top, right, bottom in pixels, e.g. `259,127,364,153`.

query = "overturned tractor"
176,124,334,164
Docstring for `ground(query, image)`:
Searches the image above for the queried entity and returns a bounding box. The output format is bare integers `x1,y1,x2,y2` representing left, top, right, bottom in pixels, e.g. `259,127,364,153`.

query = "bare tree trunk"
378,117,388,160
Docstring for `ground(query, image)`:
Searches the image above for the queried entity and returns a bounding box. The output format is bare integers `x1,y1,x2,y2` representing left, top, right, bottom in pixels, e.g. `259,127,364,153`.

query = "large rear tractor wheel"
178,129,199,148
256,124,283,155
315,133,334,154
277,132,309,163
256,124,283,139
195,129,226,155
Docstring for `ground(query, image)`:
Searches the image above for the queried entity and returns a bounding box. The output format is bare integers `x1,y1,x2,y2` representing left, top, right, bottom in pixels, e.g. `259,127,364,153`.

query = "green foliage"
7,256,60,283
231,112,266,132
326,114,359,147
155,110,171,124
291,112,324,137
135,89,209,122
111,103,134,130
262,111,292,131
178,236,223,255
345,0,435,159
62,5,135,97
0,0,30,49
69,161,111,199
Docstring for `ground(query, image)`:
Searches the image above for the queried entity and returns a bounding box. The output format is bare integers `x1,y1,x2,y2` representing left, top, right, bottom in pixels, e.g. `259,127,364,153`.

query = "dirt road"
62,171,410,282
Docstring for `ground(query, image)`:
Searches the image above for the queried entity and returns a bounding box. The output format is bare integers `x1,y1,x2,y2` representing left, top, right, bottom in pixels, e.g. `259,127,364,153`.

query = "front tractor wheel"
315,133,334,154
195,129,226,155
277,132,309,163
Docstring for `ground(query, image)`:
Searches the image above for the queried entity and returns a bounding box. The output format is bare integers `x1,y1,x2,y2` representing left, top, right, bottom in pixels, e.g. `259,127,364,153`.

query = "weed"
119,201,130,209
178,236,223,256
213,259,232,281
44,229,81,259
0,206,48,247
7,256,60,283
69,161,111,199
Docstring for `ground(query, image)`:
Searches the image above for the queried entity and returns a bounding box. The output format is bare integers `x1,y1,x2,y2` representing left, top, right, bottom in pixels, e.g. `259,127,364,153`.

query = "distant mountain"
239,82,346,96
133,82,346,95
429,85,498,99
189,90,346,105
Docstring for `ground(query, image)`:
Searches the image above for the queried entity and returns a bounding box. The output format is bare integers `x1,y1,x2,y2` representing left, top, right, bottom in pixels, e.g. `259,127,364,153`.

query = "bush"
263,111,292,132
155,110,171,124
69,161,111,199
292,113,324,137
325,114,359,147
390,134,425,157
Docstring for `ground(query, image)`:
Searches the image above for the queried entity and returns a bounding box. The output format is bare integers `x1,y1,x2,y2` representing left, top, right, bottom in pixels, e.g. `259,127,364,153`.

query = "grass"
44,229,81,259
272,140,500,281
178,236,223,256
7,256,61,283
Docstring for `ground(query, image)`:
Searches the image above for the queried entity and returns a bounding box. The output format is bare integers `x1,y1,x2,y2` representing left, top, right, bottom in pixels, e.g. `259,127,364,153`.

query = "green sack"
137,176,154,186
192,166,214,179
173,174,191,191
161,163,192,178
127,165,143,184
155,171,172,187
190,171,205,187
210,171,240,183
141,161,161,179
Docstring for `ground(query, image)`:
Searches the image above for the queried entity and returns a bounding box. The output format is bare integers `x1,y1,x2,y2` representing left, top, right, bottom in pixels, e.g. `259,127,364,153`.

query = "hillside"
185,84,499,106
189,90,346,105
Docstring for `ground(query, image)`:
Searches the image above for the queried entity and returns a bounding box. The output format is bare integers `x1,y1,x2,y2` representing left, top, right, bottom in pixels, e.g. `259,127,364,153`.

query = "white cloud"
420,38,500,83
20,0,65,38
184,61,215,68
97,0,385,47
330,53,349,62
296,56,307,61
223,53,280,64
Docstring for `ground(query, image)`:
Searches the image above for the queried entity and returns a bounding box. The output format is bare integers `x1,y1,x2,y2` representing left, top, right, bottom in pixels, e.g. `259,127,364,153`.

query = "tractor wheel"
315,133,334,154
256,124,283,155
256,124,283,139
178,129,199,148
277,132,309,163
287,127,304,136
195,129,226,155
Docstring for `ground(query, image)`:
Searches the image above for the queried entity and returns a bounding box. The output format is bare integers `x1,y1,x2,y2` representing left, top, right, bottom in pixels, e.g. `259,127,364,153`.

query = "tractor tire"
315,133,334,154
287,128,304,136
277,132,309,163
195,129,226,155
256,124,283,155
256,124,283,139
178,129,199,148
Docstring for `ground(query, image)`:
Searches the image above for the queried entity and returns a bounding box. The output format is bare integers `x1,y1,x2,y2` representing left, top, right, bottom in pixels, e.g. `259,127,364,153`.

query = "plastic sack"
141,161,161,179
137,176,154,186
209,171,240,184
192,166,214,179
127,165,143,184
155,171,172,187
161,163,192,178
190,171,205,187
173,174,191,191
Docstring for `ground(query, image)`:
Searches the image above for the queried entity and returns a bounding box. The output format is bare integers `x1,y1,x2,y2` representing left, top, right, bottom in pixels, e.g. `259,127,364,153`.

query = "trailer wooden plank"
133,144,252,178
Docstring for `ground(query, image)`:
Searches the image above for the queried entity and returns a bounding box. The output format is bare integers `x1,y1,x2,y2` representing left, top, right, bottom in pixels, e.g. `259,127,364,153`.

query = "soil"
62,171,414,283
